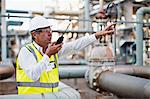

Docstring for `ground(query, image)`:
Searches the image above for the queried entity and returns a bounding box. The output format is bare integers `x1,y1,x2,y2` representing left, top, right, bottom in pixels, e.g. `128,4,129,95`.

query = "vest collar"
32,41,44,55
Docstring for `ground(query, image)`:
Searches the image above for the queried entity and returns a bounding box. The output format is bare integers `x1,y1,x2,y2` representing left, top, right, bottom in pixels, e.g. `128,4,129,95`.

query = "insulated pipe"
59,65,150,79
0,66,15,80
59,66,89,79
98,71,150,98
108,65,150,78
136,7,150,66
85,66,150,98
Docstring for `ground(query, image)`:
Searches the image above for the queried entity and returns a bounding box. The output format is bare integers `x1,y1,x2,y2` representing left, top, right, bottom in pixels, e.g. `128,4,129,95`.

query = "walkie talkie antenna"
65,21,71,32
55,17,71,44
61,17,71,36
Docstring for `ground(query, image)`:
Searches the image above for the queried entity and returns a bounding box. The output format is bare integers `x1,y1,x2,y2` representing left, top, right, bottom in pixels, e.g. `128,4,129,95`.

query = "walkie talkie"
55,35,64,44
55,20,71,45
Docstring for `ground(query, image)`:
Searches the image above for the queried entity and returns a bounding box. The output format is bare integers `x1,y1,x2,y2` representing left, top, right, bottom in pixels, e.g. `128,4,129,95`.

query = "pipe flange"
92,66,113,92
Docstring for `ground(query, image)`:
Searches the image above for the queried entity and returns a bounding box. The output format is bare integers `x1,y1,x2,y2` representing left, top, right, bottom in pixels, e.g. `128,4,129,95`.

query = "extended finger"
105,23,116,31
102,30,114,36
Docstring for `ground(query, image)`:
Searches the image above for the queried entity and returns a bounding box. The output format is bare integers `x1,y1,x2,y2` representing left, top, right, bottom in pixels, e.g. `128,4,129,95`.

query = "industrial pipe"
98,71,150,98
4,60,150,81
59,65,150,79
136,7,150,66
59,65,89,79
85,66,150,98
0,62,15,80
108,65,150,78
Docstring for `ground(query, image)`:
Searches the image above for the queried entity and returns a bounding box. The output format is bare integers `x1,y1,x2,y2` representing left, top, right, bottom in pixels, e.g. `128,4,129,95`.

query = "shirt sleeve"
18,47,54,81
58,34,97,57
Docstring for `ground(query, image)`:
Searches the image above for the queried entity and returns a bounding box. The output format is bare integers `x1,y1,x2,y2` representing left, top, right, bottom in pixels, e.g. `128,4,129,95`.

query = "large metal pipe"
107,65,150,78
59,65,150,79
3,63,150,80
98,71,150,98
85,66,150,98
0,63,15,80
136,7,150,66
59,65,89,79
0,66,15,80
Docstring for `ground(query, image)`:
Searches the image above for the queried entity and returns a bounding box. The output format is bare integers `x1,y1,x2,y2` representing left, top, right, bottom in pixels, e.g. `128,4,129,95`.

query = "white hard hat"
29,16,51,32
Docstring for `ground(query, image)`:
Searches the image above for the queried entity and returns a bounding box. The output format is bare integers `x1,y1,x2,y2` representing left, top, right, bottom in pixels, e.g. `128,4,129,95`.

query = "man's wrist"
95,31,104,39
95,31,102,39
45,53,51,58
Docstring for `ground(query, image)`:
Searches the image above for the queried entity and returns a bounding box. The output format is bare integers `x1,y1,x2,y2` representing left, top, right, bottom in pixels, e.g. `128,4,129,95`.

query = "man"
16,16,114,94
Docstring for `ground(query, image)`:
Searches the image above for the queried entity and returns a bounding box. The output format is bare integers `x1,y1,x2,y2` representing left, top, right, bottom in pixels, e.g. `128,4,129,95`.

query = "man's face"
32,27,52,47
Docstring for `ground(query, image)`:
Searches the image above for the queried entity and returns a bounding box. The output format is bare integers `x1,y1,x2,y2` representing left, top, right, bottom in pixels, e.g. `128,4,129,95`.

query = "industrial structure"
0,0,150,99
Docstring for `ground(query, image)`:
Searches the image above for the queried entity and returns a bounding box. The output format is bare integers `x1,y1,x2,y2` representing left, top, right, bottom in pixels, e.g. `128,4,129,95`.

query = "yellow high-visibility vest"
16,43,59,94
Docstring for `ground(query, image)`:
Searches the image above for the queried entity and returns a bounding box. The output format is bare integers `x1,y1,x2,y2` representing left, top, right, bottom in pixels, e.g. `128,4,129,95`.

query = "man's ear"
31,32,37,39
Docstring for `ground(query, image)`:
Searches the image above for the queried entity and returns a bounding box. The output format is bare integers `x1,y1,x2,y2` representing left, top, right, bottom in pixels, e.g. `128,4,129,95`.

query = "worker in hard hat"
16,16,114,94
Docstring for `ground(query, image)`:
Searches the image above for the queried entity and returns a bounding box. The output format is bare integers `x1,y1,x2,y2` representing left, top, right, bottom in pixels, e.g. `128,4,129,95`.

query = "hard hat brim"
30,25,53,33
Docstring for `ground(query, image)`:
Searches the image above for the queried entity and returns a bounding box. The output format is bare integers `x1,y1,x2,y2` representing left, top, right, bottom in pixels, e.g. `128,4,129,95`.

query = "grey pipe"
98,71,150,98
136,7,150,66
85,66,150,98
0,63,15,80
59,65,150,79
109,65,150,78
0,67,14,80
59,65,89,79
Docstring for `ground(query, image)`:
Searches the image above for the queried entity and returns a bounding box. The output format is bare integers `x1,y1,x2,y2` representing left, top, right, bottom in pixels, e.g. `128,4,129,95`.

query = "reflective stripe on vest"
25,45,38,61
17,82,59,88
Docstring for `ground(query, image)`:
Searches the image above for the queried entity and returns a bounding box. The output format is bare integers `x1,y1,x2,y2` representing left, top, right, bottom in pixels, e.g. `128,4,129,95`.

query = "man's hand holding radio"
45,42,63,57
